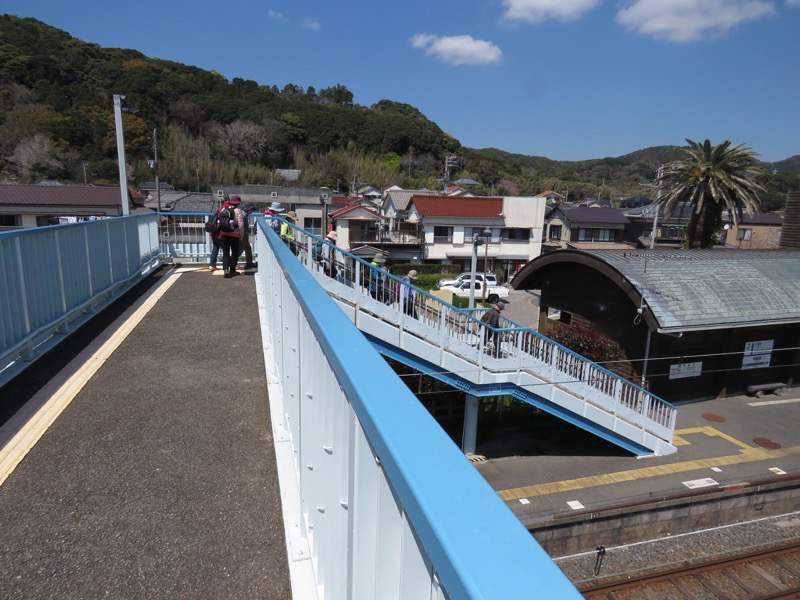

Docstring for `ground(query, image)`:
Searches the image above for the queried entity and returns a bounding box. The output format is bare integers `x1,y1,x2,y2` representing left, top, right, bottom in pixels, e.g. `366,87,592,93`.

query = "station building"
512,249,800,402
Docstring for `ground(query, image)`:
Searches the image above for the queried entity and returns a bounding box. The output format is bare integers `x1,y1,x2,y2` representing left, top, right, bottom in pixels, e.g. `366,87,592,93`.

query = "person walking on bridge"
481,299,508,356
218,195,245,278
322,230,338,279
237,202,256,270
401,269,419,318
280,211,297,254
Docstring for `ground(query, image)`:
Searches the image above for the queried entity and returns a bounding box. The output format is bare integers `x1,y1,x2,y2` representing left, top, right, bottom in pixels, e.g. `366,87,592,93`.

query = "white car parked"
438,280,510,304
437,272,498,289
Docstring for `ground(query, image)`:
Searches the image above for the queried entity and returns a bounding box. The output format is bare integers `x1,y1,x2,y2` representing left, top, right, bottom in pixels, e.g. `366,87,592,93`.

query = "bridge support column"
462,393,479,455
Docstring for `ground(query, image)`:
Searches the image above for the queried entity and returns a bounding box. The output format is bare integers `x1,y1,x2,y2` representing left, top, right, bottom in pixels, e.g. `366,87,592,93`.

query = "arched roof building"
512,249,800,401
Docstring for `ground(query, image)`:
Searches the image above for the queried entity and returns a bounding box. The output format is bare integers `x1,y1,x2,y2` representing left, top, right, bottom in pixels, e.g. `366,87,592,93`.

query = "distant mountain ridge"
0,14,796,208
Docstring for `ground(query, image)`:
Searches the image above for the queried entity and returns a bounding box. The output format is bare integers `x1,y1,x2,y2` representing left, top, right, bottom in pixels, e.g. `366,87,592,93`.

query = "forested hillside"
0,15,796,210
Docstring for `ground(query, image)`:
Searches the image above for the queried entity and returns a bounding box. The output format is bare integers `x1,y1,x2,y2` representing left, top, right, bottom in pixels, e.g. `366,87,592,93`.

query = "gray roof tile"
587,249,800,331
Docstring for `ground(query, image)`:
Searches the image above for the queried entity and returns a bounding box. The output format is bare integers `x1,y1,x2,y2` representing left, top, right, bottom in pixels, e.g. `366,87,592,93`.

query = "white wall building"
407,195,546,280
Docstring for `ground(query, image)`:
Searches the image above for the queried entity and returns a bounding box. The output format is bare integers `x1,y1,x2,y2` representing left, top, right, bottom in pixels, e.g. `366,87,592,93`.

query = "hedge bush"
547,323,626,365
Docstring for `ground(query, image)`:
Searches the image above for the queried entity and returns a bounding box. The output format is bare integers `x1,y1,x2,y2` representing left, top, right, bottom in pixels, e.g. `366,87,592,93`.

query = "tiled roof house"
408,194,546,277
0,184,134,229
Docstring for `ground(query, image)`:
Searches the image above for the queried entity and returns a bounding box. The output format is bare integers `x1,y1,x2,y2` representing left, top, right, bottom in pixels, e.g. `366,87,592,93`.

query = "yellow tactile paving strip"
0,272,181,488
498,427,800,502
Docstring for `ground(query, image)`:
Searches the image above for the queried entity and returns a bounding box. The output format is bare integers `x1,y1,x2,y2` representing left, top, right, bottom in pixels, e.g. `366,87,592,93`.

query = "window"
433,226,453,243
737,228,753,241
0,215,19,228
548,225,562,241
501,228,531,241
464,227,491,240
578,228,613,242
660,226,685,239
304,217,322,236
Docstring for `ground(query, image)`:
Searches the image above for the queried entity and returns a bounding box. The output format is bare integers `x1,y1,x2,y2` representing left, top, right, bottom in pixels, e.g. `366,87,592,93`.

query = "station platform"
475,383,800,532
0,266,291,599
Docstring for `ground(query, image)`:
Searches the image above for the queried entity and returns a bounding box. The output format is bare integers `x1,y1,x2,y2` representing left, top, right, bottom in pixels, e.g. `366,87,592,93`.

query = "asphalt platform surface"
0,265,291,599
475,288,800,533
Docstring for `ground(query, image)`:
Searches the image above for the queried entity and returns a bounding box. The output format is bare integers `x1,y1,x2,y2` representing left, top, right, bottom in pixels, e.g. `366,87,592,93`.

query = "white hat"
407,270,418,279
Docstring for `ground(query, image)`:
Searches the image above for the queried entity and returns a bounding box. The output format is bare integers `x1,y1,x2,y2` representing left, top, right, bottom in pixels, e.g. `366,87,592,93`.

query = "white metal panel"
374,464,403,599
351,421,380,600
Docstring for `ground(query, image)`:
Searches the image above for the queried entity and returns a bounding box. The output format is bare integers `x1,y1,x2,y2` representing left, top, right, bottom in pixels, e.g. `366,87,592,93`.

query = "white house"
407,195,546,280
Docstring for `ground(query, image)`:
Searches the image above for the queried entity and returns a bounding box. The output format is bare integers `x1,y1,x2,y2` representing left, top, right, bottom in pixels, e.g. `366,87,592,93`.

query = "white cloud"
616,0,777,42
410,34,503,66
301,18,320,30
266,10,285,20
501,0,600,23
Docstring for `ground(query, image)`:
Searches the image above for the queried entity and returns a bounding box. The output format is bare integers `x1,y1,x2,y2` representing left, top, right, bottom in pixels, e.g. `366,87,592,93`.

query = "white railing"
269,218,678,457
255,220,581,599
157,212,217,262
0,215,162,387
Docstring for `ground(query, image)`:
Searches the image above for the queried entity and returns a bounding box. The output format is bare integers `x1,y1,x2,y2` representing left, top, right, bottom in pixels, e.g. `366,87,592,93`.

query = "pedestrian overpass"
273,221,677,459
1,213,677,599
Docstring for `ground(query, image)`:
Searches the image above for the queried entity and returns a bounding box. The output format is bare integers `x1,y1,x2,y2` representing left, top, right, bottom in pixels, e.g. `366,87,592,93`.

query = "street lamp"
481,227,491,303
468,231,484,309
112,94,130,216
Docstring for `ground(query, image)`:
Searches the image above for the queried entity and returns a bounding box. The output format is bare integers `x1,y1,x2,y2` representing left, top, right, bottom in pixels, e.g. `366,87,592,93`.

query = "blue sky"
5,0,800,163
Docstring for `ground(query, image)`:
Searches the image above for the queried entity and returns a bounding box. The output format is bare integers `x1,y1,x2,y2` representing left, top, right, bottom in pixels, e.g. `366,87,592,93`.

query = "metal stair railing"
269,219,677,456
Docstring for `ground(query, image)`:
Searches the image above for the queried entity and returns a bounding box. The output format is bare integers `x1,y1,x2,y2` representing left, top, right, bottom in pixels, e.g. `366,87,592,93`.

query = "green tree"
319,84,353,107
656,139,764,248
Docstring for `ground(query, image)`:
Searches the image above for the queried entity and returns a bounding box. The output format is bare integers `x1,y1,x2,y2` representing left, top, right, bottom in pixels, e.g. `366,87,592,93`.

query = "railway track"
579,540,800,599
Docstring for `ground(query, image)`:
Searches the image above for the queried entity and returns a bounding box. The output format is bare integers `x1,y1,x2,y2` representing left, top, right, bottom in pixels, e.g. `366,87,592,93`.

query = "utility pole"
443,155,458,193
113,94,130,216
650,165,664,249
82,162,88,185
152,128,161,214
482,227,491,303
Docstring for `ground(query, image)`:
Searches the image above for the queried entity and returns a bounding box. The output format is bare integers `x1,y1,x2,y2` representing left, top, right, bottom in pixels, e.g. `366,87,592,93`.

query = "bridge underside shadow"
368,335,653,457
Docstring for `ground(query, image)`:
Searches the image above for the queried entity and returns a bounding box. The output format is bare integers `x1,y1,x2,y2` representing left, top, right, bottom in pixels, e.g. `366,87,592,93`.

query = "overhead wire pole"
481,227,491,304
650,164,665,249
152,128,161,214
443,155,458,193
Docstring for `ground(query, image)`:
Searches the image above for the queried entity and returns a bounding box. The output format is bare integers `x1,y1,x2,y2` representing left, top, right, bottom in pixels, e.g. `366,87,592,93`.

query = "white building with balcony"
407,195,546,280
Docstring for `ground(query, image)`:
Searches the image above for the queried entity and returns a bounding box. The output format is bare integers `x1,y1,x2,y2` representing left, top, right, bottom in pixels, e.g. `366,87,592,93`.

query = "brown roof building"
0,184,132,229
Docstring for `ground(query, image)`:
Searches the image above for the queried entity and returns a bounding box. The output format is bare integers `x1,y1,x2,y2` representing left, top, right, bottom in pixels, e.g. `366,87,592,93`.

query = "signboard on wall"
669,361,703,379
742,340,774,370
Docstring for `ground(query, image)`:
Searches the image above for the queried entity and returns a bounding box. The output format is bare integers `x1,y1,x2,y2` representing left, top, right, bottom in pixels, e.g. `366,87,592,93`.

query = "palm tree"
656,139,764,248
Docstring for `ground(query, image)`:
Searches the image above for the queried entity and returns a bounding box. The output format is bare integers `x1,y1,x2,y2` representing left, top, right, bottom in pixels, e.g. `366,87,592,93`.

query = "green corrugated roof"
586,249,800,332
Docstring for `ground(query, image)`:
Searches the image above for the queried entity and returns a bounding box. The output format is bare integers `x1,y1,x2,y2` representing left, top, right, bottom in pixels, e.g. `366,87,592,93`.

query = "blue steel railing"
0,215,162,387
255,219,582,599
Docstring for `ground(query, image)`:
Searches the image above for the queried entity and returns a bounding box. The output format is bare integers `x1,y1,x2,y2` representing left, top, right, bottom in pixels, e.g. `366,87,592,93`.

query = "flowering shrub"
547,323,626,365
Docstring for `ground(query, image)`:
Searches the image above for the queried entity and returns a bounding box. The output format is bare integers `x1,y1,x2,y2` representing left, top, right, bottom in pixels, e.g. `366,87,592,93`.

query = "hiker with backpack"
400,270,419,318
482,299,508,356
280,211,298,254
321,231,338,278
215,195,245,278
236,202,256,270
369,253,387,301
